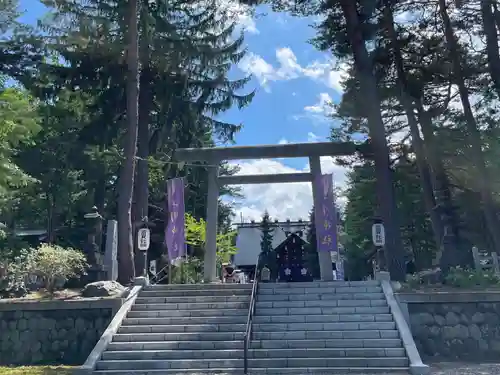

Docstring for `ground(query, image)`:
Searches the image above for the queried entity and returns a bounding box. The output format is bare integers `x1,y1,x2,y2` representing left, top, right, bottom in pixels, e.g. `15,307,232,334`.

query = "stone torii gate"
174,141,371,283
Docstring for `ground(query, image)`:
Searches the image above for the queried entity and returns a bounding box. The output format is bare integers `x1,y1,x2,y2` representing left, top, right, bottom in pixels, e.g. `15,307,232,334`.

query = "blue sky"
19,0,348,221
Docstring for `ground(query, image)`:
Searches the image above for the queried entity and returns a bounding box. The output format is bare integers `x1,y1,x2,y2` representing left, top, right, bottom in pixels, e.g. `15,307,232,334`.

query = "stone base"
410,364,430,375
375,271,391,281
133,276,149,286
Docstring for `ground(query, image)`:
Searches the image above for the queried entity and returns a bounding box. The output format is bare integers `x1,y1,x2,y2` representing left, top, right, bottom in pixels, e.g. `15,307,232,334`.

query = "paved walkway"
187,363,500,374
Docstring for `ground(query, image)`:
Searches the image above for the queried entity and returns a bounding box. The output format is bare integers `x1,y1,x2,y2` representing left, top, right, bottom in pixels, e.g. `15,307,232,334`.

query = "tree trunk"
438,0,500,254
481,0,500,99
382,3,444,252
117,0,139,285
133,67,151,275
493,1,500,32
339,0,406,281
416,105,465,270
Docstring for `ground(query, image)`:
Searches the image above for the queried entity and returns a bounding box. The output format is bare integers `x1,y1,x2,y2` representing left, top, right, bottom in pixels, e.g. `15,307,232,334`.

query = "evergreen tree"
305,208,320,279
259,211,275,278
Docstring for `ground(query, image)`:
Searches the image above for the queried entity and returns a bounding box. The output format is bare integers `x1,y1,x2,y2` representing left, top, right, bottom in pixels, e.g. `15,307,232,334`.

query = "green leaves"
0,87,40,193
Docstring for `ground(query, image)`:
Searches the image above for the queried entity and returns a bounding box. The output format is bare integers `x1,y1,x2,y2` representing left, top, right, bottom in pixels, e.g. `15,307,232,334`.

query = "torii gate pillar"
204,164,219,283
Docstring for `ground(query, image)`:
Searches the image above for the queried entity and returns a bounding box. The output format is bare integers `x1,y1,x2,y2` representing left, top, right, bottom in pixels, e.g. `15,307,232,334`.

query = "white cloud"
304,92,335,116
238,47,346,92
307,132,322,142
278,138,289,145
227,158,348,222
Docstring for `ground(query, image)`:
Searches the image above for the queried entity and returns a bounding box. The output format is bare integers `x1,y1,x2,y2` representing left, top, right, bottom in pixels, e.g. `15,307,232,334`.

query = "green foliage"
444,267,500,288
0,249,31,298
343,160,437,280
259,211,277,278
0,88,40,193
184,213,237,264
305,209,320,279
170,257,204,284
260,211,274,254
27,244,87,293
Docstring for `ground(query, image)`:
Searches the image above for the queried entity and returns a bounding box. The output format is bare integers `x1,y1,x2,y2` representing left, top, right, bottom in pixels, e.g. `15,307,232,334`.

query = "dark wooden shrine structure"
275,233,314,283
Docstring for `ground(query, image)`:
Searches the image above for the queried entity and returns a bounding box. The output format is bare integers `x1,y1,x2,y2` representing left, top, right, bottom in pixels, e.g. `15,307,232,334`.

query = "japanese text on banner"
165,177,186,262
314,174,338,254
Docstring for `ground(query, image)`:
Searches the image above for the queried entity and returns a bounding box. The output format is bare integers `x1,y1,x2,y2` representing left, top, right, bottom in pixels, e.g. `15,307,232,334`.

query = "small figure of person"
261,264,271,283
222,262,236,283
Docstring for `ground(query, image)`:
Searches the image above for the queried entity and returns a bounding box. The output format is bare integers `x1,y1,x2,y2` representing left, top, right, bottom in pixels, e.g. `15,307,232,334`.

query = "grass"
0,366,73,375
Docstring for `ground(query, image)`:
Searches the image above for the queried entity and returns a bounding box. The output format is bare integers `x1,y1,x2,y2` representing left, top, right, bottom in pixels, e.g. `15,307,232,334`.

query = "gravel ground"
430,362,500,374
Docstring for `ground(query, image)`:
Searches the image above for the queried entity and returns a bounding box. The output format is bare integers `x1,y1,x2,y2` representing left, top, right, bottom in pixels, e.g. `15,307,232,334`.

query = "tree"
305,208,320,279
184,213,237,265
116,0,139,284
0,87,40,194
259,211,276,277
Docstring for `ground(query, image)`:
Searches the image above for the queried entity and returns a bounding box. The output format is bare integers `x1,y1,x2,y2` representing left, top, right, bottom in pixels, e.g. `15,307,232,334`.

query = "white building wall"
233,221,309,267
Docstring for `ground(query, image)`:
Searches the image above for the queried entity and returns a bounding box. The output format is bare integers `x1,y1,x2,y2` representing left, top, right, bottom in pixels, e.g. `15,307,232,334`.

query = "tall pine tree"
259,211,275,278
305,208,320,279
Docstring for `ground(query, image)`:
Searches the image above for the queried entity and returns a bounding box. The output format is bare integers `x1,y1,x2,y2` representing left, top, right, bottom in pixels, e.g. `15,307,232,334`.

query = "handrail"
243,254,262,374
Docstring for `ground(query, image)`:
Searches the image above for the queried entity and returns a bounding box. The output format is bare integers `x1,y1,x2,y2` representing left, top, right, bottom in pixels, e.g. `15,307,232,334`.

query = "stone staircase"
249,280,410,374
93,283,252,374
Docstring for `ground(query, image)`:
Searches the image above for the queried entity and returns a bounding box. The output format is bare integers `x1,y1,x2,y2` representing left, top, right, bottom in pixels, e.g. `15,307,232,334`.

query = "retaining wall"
397,292,500,361
0,298,122,365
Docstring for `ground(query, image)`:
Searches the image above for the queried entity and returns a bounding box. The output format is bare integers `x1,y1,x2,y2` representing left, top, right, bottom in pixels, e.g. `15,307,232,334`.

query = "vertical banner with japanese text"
314,174,338,255
165,177,186,263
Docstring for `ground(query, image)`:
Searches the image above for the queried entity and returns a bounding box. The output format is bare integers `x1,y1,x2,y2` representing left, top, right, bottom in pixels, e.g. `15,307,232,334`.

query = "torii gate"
174,141,371,282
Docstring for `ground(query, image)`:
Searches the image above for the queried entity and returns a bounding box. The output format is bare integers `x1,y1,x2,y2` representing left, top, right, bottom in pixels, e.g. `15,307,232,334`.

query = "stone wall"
0,298,123,365
397,292,500,361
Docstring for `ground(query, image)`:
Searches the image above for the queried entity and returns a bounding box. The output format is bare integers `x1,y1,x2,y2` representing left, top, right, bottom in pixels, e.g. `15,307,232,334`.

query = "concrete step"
259,287,381,295
256,305,388,316
94,368,409,375
132,301,249,310
259,281,380,288
119,323,246,334
253,322,396,332
95,357,409,370
143,283,252,291
256,299,386,309
260,299,389,309
108,340,245,351
123,315,248,326
140,289,251,297
259,289,385,296
113,331,245,342
101,347,406,361
258,291,382,301
127,308,248,318
251,338,403,349
250,368,408,374
135,295,250,304
107,338,403,351
253,330,399,340
253,313,393,323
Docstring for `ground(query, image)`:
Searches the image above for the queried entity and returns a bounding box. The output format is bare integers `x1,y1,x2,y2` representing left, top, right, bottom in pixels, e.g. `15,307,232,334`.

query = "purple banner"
165,177,186,261
314,174,338,253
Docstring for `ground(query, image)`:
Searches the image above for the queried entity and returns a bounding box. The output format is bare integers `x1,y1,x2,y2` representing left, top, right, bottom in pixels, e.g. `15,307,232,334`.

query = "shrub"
444,266,500,288
170,257,203,284
27,244,87,293
0,249,32,298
